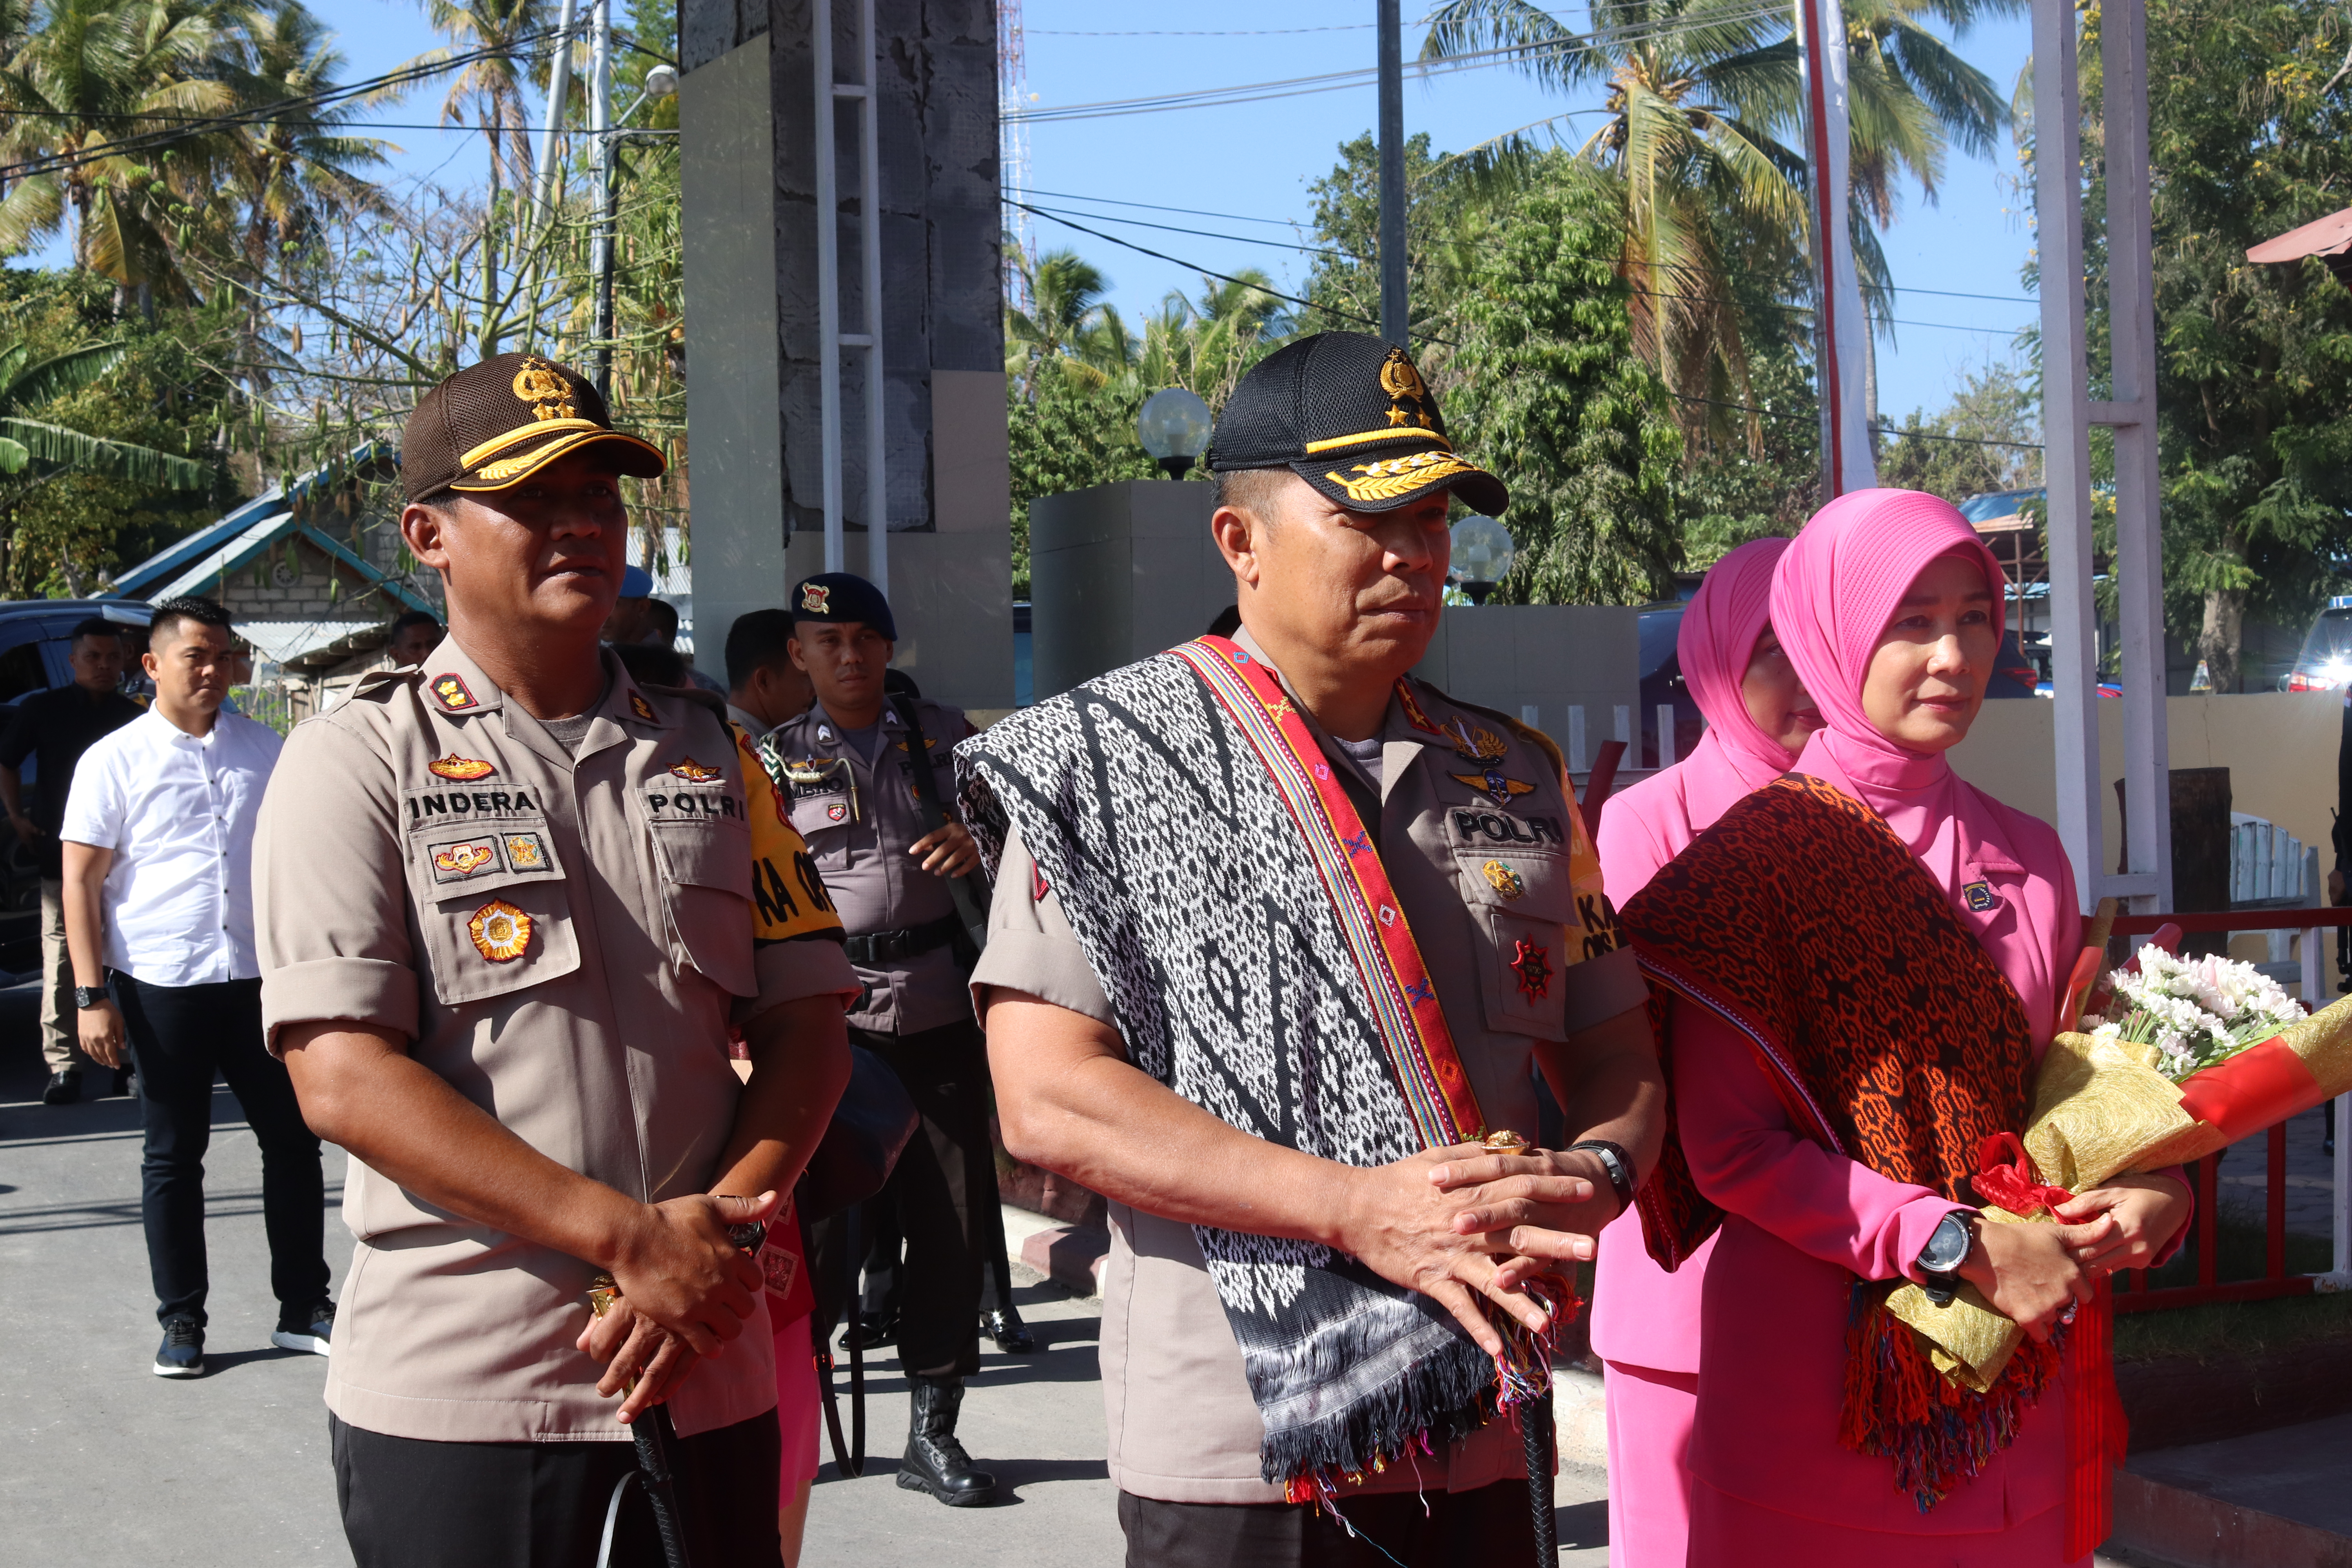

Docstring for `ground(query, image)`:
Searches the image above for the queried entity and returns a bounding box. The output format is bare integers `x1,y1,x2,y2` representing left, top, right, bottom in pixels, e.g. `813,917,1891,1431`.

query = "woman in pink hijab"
1589,536,1819,1568
1609,490,2190,1565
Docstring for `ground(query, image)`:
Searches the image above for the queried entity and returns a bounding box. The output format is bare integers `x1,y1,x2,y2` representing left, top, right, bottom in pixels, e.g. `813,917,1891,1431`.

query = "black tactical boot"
897,1374,997,1506
979,1304,1035,1354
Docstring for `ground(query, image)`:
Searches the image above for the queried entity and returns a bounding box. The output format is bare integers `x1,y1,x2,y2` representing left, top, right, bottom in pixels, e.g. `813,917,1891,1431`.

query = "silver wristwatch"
1917,1210,1975,1306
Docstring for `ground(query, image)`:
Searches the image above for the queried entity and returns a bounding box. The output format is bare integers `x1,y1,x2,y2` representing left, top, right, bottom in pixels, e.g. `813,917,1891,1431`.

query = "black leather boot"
979,1305,1035,1353
897,1374,997,1506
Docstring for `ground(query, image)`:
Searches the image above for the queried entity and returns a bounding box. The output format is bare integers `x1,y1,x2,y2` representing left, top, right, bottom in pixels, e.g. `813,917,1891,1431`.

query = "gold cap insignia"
468,898,534,962
1325,448,1478,505
428,752,497,781
1379,347,1436,431
512,358,578,423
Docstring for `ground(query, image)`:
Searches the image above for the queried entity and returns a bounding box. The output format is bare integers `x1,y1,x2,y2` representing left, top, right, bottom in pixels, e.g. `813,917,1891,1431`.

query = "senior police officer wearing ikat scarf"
254,353,859,1568
960,332,1666,1568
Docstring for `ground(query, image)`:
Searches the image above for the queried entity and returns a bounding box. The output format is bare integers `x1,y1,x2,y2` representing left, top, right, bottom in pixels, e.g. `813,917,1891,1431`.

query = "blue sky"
207,0,2038,421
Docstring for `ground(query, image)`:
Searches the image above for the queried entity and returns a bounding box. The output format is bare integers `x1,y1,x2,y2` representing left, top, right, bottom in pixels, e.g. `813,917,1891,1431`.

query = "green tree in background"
1875,359,2040,500
2083,0,2352,690
1447,169,1684,603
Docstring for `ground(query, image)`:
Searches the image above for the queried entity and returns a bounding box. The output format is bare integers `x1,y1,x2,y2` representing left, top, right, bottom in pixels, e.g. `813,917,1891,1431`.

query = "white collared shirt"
61,707,283,985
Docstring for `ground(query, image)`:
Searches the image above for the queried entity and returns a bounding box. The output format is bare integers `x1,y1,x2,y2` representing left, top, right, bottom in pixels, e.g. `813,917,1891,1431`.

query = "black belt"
842,913,964,966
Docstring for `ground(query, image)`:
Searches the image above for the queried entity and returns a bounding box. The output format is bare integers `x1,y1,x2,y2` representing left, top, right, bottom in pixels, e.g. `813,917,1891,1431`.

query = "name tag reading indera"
406,788,542,823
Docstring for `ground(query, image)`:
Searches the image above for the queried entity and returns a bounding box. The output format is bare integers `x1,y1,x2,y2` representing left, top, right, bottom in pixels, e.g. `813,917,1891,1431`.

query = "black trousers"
1117,1481,1538,1568
330,1410,781,1568
809,1020,992,1377
113,971,328,1326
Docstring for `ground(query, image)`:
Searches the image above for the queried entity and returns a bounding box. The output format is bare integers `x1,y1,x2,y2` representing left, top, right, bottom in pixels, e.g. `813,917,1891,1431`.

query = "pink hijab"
1595,538,1796,897
1769,488,2080,1039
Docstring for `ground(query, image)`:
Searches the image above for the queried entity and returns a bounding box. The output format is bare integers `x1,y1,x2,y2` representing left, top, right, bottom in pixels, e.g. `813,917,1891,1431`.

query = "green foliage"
1004,372,1167,599
2075,0,2352,689
0,265,234,594
1446,171,1684,604
1875,359,2041,502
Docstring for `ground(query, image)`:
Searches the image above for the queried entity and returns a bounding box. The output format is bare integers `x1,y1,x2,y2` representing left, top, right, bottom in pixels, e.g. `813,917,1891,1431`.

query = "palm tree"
1423,0,2016,428
227,2,392,270
0,338,211,487
0,0,244,302
1133,272,1291,408
406,0,547,204
1004,246,1134,396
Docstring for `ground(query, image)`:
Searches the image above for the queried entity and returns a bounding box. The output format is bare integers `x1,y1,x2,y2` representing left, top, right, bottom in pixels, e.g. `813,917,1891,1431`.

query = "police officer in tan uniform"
764,573,1002,1507
974,332,1665,1566
255,354,859,1568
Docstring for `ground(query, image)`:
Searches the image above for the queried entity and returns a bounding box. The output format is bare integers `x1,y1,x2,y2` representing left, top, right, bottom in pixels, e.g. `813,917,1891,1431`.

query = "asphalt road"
0,982,1606,1566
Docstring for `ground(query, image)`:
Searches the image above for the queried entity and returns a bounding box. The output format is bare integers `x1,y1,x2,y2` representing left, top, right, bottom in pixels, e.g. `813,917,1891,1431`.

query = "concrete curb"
2111,1469,2352,1568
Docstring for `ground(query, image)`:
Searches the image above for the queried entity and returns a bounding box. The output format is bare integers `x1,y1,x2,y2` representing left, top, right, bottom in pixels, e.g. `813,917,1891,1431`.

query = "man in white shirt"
62,596,333,1380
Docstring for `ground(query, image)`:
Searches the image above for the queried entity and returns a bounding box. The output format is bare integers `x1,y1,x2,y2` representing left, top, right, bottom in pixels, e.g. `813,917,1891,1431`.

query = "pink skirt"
1603,1361,1698,1568
773,1312,821,1490
1690,1480,2085,1567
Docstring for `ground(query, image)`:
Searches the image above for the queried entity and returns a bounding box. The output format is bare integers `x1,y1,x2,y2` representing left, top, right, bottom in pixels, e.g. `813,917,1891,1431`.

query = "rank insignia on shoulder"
669,757,722,782
1962,879,1999,913
1510,938,1553,1001
468,898,533,962
1393,679,1446,735
431,840,501,880
629,691,657,722
428,753,497,781
1452,770,1536,807
502,832,549,871
1481,859,1527,901
431,674,479,711
893,736,939,752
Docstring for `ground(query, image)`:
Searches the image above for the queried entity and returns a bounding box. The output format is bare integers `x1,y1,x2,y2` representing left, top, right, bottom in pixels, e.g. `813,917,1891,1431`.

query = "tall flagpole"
1795,0,1875,497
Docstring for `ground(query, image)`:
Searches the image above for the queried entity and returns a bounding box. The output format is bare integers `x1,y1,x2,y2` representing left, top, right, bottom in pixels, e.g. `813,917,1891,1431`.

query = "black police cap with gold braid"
401,352,665,503
1205,332,1508,517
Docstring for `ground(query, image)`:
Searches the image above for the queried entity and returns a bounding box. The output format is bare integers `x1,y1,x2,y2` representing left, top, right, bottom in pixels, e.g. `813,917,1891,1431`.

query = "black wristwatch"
1917,1210,1975,1306
73,985,107,1011
1567,1140,1637,1215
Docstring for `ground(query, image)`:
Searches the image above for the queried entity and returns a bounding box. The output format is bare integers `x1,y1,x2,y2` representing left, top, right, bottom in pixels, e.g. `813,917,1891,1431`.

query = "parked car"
0,600,154,973
2281,599,2352,693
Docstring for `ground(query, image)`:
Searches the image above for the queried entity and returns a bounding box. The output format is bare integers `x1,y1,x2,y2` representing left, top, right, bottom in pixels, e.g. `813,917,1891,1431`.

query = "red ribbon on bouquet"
1971,1132,2076,1216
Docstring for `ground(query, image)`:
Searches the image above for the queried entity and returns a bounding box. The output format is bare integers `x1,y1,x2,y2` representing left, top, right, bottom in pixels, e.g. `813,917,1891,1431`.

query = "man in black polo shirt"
0,616,144,1103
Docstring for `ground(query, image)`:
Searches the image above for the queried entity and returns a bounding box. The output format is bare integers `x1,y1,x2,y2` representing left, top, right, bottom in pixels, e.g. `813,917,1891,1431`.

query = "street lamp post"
1450,515,1514,604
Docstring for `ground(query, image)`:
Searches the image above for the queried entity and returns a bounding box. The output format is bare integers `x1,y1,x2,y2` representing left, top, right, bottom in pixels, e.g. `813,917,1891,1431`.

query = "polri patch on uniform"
502,832,551,872
429,838,503,882
468,898,534,962
1963,879,1999,913
670,757,722,782
431,674,479,711
1510,938,1554,1001
629,691,657,722
429,752,497,781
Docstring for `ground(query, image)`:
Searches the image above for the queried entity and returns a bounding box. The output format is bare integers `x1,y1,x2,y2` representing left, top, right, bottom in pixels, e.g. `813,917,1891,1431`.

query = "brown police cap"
401,353,666,503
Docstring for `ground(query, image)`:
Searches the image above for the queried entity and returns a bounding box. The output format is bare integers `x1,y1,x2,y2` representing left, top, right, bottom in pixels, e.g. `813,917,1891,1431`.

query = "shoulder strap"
887,694,992,951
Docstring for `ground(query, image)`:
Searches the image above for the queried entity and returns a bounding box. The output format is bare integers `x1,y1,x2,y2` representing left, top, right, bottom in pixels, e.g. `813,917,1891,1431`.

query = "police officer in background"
767,573,1003,1508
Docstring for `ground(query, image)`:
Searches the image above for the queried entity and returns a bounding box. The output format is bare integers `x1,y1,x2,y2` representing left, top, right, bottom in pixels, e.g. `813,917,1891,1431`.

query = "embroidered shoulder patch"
468,899,533,962
428,753,497,781
629,691,657,722
670,757,723,782
431,674,479,711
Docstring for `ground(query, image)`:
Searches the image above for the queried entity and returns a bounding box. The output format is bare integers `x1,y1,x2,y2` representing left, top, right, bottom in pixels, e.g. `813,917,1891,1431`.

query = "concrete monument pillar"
679,0,1011,712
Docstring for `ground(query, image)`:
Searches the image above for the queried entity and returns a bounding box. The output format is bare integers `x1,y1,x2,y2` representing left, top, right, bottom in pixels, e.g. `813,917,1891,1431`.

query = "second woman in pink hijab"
1589,537,1819,1568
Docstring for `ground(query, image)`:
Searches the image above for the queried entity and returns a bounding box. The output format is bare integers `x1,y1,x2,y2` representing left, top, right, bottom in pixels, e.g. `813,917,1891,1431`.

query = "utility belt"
842,913,965,967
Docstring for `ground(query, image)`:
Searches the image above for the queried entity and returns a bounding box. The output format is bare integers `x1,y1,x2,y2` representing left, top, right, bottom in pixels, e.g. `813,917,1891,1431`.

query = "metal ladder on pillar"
814,0,886,593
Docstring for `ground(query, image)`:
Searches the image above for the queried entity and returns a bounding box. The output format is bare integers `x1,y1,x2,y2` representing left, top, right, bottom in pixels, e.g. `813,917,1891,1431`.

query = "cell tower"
998,0,1031,307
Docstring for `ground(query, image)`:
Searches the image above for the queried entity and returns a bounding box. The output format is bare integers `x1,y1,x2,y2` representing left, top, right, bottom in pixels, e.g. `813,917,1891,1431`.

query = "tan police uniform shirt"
969,628,1648,1504
256,641,858,1445
764,697,978,1036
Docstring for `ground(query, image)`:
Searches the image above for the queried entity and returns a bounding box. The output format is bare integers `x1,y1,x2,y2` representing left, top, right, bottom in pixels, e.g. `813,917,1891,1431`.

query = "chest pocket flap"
1447,808,1579,1037
647,794,757,996
402,804,581,1007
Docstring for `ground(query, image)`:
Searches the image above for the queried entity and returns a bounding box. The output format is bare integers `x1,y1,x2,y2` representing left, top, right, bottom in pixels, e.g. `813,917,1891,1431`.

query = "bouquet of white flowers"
2089,945,2309,1083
